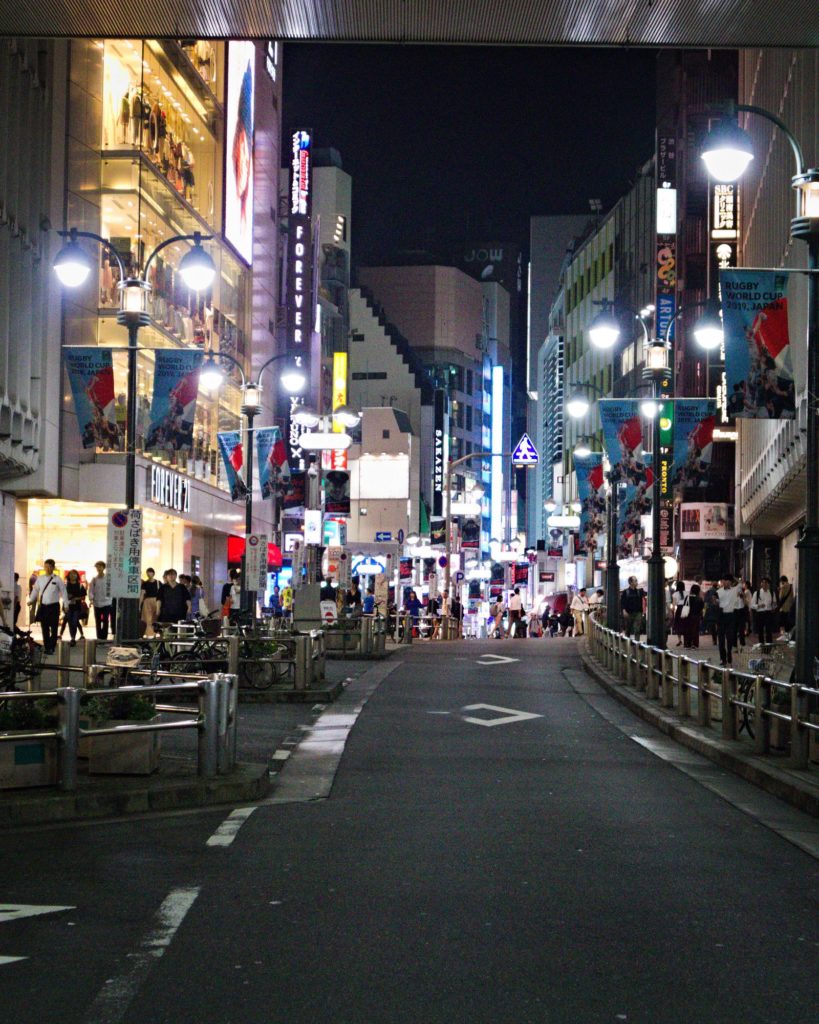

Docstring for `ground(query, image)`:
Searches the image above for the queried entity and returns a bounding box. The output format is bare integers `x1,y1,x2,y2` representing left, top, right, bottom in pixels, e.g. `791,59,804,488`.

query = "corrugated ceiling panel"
0,0,817,45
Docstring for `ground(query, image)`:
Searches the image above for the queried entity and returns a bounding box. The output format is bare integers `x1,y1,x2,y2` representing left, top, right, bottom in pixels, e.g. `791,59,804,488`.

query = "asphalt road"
2,640,818,1023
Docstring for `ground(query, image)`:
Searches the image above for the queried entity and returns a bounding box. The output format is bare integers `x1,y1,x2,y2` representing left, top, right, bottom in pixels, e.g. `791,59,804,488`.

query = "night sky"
282,44,659,267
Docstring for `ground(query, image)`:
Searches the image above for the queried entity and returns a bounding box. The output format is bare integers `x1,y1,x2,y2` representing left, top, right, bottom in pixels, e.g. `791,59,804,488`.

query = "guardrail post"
661,651,673,708
57,686,80,791
225,672,238,769
361,616,374,656
697,662,711,727
401,614,412,645
294,635,309,690
313,631,326,682
637,645,649,693
646,648,659,700
198,677,219,779
212,674,230,774
678,658,689,718
83,639,97,673
753,675,769,754
56,640,71,688
722,669,737,740
790,681,809,768
227,635,240,678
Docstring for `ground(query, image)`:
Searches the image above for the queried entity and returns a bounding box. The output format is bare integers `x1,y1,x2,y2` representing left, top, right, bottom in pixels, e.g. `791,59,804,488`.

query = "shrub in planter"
84,692,161,775
0,698,58,789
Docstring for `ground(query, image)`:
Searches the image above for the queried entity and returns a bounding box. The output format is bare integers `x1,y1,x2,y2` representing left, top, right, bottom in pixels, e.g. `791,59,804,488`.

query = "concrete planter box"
0,735,58,789
325,630,360,653
88,717,161,775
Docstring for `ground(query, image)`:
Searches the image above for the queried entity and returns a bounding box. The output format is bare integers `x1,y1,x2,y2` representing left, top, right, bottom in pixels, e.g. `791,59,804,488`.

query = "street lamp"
589,300,651,350
203,349,306,615
643,338,672,649
701,102,819,758
53,227,216,640
573,437,593,459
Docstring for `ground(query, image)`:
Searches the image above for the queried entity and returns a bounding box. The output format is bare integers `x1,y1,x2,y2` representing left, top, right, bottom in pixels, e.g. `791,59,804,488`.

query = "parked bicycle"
0,626,44,691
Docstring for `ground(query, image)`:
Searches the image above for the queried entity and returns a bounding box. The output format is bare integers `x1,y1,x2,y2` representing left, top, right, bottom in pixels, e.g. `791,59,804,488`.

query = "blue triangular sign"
511,433,539,464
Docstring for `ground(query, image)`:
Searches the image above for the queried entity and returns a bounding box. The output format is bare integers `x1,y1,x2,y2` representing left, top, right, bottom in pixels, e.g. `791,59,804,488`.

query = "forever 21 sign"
150,465,191,514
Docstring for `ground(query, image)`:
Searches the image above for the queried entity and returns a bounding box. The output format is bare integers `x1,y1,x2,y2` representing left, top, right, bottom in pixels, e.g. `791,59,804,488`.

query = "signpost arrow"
1,904,76,965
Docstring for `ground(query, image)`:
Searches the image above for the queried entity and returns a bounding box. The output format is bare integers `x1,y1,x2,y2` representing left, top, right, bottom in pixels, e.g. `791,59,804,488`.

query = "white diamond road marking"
475,654,520,666
460,703,543,728
0,904,76,966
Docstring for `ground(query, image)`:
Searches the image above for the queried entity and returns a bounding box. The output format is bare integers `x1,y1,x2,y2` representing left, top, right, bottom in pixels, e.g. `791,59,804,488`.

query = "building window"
467,369,473,393
466,405,473,431
352,371,387,380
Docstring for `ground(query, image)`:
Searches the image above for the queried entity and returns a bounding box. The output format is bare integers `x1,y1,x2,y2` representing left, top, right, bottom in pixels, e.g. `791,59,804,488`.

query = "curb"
580,644,819,819
238,680,345,703
0,759,270,827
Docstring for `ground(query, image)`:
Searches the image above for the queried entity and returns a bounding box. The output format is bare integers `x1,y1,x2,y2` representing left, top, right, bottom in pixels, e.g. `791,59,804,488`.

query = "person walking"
188,575,205,619
703,582,721,644
28,560,68,654
140,568,160,637
570,588,590,637
777,576,795,635
620,577,646,640
735,580,752,649
448,592,463,638
681,584,704,649
508,587,524,637
280,582,293,620
62,569,87,646
716,575,743,666
750,577,776,644
404,589,423,636
670,581,686,646
88,560,114,641
13,572,21,627
490,595,506,638
157,569,191,626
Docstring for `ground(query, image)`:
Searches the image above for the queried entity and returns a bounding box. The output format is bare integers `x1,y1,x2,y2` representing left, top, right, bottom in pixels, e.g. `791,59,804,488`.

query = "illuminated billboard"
225,41,255,265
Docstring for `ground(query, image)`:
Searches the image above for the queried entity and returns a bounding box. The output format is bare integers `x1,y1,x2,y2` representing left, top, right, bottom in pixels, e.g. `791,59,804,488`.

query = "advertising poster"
374,571,389,613
64,347,118,450
599,400,650,487
146,350,203,452
719,269,795,419
399,557,413,582
323,470,350,516
256,426,290,500
616,454,653,560
106,509,143,599
430,518,446,546
513,563,529,586
225,41,255,265
217,430,247,501
460,518,480,550
282,469,306,513
574,453,605,555
679,503,734,539
669,399,717,489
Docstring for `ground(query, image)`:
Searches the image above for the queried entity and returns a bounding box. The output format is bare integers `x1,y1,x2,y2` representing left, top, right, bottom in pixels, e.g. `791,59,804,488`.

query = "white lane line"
206,806,257,847
83,886,199,1024
0,955,25,965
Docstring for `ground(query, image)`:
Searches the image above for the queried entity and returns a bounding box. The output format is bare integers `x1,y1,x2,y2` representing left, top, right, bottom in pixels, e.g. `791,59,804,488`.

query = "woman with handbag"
670,581,686,646
63,569,87,647
681,584,704,649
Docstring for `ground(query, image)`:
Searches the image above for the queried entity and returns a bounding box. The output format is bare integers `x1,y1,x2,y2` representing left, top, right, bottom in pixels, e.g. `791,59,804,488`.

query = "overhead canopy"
2,0,818,46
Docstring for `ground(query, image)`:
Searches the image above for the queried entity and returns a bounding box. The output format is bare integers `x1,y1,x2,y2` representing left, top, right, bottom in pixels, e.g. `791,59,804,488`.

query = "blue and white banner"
575,453,605,556
719,269,795,419
64,347,118,449
599,400,650,487
217,430,247,502
617,453,653,561
146,350,203,451
256,426,290,500
669,399,717,489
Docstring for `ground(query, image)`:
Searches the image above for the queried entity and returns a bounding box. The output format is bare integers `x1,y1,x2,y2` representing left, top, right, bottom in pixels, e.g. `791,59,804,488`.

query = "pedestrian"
670,581,686,646
681,584,704,649
13,572,21,627
188,574,205,619
588,588,605,615
735,580,752,649
362,588,376,615
620,577,646,640
27,559,68,654
570,588,590,637
716,575,743,666
508,587,524,637
750,577,776,644
490,596,505,638
348,578,362,608
140,568,160,637
62,569,87,646
280,581,293,619
448,592,463,638
269,585,282,617
88,560,114,641
703,581,720,643
426,593,440,639
404,589,423,636
777,575,795,635
157,569,191,625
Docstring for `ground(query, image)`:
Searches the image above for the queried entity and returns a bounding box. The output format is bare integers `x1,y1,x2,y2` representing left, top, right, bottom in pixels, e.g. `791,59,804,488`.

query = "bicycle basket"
105,646,143,668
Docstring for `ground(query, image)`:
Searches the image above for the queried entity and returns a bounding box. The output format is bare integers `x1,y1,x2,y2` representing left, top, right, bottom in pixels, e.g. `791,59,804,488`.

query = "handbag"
680,596,691,619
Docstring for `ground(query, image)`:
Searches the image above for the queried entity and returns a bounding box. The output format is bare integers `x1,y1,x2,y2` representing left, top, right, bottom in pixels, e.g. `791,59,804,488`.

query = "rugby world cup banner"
217,430,247,501
669,399,717,489
256,426,290,500
617,454,653,560
599,400,650,487
146,350,203,451
719,269,795,419
64,347,117,449
574,453,605,556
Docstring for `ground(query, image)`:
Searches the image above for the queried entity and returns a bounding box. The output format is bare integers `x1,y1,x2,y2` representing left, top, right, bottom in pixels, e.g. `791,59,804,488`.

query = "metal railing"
587,615,819,768
0,670,238,791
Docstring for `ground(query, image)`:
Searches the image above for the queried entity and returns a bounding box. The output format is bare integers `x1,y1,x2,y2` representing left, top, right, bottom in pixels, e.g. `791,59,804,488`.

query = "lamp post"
443,450,497,601
605,470,621,631
200,350,307,616
701,102,818,760
54,228,216,641
642,339,672,649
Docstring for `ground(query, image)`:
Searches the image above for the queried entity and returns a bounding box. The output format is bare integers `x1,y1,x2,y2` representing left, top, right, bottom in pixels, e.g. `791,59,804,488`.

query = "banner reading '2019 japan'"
599,400,650,487
64,347,118,449
617,453,653,561
669,399,717,489
146,350,203,451
574,453,605,556
256,426,290,501
719,269,795,419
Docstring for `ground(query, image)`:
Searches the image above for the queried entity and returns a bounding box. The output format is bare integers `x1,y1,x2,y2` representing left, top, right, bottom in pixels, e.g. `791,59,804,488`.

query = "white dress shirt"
29,573,68,608
717,584,743,614
750,588,774,612
89,574,112,607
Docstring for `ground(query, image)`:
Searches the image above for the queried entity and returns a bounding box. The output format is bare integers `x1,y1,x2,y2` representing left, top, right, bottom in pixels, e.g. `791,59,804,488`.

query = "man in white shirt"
508,588,524,638
716,575,743,666
88,560,114,641
750,576,775,644
570,588,591,636
28,559,68,654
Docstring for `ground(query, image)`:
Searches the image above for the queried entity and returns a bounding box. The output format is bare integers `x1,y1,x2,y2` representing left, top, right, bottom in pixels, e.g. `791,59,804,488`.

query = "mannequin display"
119,92,130,145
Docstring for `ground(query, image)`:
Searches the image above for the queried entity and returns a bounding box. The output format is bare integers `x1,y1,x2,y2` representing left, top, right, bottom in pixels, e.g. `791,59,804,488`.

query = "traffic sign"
511,433,539,465
375,531,392,542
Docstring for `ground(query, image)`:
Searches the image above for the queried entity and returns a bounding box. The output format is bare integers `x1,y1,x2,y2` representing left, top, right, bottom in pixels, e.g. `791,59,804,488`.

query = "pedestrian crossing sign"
511,433,539,465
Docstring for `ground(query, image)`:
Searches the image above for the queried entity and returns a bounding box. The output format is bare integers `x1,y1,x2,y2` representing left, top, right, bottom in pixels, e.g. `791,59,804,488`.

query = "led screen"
225,41,255,264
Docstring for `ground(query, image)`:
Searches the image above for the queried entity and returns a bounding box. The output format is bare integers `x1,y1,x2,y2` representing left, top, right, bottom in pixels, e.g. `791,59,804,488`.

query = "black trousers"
717,614,737,664
755,610,774,645
39,603,60,651
94,605,113,640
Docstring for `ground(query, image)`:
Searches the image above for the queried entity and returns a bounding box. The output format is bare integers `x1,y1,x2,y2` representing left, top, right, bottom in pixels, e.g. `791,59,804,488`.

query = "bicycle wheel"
737,678,756,739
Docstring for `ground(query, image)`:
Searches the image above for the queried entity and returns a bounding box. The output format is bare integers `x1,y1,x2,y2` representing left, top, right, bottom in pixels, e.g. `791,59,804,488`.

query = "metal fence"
587,615,819,768
0,671,237,791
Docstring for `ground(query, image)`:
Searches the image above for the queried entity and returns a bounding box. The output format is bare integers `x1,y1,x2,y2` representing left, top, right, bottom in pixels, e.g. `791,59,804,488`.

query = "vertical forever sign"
286,128,313,465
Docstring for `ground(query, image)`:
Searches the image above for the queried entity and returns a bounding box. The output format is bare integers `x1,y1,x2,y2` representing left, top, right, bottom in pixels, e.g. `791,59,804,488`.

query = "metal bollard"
753,675,769,754
361,616,374,655
294,634,310,689
58,686,80,791
83,639,97,674
198,677,220,779
56,640,71,689
697,662,711,727
678,658,689,718
645,648,658,699
401,614,412,644
721,669,737,740
227,634,240,678
313,631,326,682
213,673,230,774
660,651,674,707
790,680,809,768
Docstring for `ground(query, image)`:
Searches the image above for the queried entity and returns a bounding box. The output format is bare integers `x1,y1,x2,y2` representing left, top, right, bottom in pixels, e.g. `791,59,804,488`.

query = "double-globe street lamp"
53,227,217,640
199,351,307,615
701,102,818,747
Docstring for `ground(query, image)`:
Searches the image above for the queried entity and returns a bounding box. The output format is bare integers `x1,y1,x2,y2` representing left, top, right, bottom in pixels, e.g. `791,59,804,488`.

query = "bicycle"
0,627,44,691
